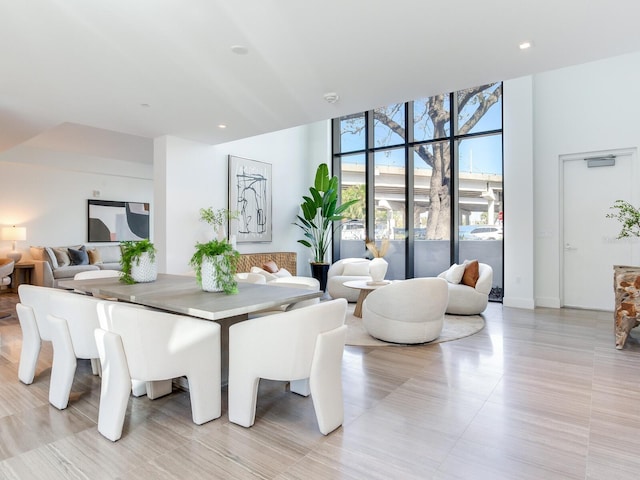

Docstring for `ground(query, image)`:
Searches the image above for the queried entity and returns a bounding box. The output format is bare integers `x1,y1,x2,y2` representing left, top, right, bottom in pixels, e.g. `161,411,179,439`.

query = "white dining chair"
228,298,347,435
16,284,68,384
95,302,222,441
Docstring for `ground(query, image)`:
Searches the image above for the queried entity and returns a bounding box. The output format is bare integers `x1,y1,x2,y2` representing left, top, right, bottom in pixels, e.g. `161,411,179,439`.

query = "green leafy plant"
119,239,156,285
294,163,359,263
606,200,640,238
189,239,240,294
199,207,239,238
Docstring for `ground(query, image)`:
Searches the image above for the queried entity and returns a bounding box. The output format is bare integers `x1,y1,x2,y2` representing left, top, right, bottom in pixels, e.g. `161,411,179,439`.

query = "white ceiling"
2,0,640,163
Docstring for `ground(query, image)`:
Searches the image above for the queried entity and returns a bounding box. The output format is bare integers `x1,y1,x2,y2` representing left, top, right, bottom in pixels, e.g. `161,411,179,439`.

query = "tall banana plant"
294,163,359,263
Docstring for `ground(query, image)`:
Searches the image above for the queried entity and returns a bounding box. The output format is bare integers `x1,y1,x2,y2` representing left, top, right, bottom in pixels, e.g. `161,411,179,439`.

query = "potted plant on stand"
190,207,240,294
294,163,359,291
119,239,157,284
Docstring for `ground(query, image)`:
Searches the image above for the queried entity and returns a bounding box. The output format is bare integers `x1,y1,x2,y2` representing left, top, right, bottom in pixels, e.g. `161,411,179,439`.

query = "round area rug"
344,305,485,347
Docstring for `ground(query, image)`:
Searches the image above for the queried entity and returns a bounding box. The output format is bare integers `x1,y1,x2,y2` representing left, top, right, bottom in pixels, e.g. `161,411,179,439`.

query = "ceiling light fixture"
323,92,339,104
519,41,532,50
218,124,227,129
230,45,249,55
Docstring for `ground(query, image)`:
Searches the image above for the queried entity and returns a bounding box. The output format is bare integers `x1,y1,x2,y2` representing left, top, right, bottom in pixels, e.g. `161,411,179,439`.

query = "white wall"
155,121,329,276
533,51,640,307
0,146,153,258
503,77,535,309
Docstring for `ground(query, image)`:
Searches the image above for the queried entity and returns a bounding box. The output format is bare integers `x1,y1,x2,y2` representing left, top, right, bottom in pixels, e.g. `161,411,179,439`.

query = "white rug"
344,304,485,346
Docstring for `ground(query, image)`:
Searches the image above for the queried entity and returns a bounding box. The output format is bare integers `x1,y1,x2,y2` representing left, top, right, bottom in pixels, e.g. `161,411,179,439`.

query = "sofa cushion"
98,245,122,264
68,246,89,265
342,262,370,276
273,267,292,278
250,266,278,282
30,246,46,261
87,248,103,265
461,260,479,288
262,260,279,273
52,265,100,279
52,247,72,267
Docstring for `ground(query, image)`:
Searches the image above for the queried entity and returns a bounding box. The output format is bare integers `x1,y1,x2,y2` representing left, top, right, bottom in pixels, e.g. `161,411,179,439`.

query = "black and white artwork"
88,200,150,242
228,156,272,243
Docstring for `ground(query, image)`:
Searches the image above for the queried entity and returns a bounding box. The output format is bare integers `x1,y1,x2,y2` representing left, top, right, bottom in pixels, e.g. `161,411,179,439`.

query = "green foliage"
293,163,359,263
199,207,239,229
189,240,240,294
606,200,640,238
119,239,156,285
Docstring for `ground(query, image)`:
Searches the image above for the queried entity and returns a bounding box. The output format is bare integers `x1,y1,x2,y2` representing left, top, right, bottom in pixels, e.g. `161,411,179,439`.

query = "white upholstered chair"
438,262,493,315
326,258,372,302
228,298,348,435
47,292,106,409
362,278,449,344
0,258,14,291
95,302,221,441
16,284,65,384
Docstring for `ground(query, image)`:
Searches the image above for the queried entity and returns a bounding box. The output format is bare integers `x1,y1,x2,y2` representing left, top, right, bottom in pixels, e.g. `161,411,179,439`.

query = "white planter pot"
130,252,157,283
201,255,228,292
369,257,388,283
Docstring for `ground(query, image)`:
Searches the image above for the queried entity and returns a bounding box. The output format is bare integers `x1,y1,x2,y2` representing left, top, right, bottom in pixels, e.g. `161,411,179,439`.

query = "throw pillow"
262,261,279,273
342,261,370,276
87,248,103,265
250,266,278,282
29,246,45,261
443,263,465,284
274,267,292,278
52,247,71,267
461,260,480,287
68,246,89,266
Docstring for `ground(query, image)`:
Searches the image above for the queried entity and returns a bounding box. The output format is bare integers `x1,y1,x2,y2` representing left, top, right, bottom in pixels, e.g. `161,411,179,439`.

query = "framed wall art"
87,200,150,242
228,155,272,243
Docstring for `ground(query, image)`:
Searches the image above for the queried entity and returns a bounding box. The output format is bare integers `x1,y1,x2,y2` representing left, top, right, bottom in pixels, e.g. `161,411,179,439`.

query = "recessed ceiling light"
230,45,249,55
140,103,150,108
519,41,532,50
218,124,227,129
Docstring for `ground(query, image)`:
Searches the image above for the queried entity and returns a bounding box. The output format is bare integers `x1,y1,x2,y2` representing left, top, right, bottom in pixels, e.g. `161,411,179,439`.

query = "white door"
562,149,637,311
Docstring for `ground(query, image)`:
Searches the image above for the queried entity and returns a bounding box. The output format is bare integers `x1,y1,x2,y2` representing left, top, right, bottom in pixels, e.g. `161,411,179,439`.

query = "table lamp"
1,225,27,262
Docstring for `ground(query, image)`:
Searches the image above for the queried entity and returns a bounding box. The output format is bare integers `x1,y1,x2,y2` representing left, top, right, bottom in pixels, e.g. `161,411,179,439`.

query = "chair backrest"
230,298,347,380
48,292,105,358
0,259,15,278
327,258,371,278
17,284,70,341
74,270,121,280
235,272,267,284
97,302,220,380
475,263,493,295
364,278,448,323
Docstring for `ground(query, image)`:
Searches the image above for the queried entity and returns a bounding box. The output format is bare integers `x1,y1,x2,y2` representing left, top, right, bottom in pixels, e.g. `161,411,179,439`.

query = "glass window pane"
339,113,365,153
413,141,451,278
339,154,367,258
413,95,450,141
374,148,405,279
458,134,503,301
456,83,502,135
373,103,405,147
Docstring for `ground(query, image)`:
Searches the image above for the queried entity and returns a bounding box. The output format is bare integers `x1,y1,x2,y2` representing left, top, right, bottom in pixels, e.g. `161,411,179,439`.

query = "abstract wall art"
87,200,150,242
228,155,272,243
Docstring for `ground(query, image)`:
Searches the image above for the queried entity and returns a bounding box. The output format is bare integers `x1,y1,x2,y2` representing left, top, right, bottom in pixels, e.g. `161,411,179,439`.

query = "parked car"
468,225,503,240
341,221,365,240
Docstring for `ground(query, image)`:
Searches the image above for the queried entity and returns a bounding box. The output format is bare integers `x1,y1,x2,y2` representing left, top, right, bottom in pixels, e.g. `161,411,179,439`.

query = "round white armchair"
326,258,372,302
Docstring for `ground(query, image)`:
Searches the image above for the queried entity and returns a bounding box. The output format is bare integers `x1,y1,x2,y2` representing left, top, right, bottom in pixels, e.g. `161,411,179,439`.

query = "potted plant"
119,239,157,284
189,240,240,293
365,237,390,283
190,207,241,293
294,163,358,290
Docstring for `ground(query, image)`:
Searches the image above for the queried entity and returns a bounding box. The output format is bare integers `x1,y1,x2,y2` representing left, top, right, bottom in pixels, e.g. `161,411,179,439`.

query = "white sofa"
29,245,122,288
326,258,372,302
438,262,493,315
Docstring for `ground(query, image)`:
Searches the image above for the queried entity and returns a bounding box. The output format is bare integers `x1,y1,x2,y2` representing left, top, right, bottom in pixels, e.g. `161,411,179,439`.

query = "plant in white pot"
190,207,241,293
119,239,157,284
294,163,359,290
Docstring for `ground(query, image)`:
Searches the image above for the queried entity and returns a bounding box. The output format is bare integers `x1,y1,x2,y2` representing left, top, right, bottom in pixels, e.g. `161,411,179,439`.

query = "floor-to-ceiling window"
333,82,503,300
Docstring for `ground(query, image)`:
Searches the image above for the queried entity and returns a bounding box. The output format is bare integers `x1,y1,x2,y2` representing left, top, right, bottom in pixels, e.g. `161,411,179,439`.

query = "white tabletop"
343,279,392,291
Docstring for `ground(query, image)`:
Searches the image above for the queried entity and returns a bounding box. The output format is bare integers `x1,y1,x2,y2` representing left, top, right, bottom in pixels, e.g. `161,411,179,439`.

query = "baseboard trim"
535,297,561,308
502,297,535,309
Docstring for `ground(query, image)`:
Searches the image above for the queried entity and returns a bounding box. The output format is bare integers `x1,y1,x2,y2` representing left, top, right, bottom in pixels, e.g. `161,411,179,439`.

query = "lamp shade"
1,226,27,241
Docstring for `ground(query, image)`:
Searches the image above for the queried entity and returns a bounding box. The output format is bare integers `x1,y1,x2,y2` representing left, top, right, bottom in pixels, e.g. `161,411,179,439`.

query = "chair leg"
16,304,42,385
186,350,221,424
227,371,260,428
310,325,347,435
290,378,311,396
95,329,132,442
131,379,147,397
90,358,101,376
48,315,77,410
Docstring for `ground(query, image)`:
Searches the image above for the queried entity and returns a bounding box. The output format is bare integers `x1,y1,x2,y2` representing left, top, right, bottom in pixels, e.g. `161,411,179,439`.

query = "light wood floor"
0,292,639,479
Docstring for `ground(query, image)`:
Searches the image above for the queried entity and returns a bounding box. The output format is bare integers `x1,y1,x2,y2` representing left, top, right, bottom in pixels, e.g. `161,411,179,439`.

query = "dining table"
58,273,323,385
